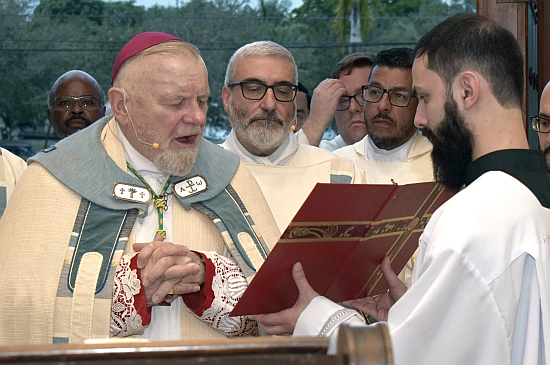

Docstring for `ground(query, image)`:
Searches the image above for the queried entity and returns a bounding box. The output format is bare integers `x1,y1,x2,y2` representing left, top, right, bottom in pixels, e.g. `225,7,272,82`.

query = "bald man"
47,70,106,139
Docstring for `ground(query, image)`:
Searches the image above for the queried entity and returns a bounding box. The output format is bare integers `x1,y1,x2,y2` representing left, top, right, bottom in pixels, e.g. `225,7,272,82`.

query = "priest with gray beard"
220,40,372,233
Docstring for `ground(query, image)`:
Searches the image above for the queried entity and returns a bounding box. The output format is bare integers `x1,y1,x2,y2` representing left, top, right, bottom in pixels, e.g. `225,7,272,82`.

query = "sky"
131,0,304,10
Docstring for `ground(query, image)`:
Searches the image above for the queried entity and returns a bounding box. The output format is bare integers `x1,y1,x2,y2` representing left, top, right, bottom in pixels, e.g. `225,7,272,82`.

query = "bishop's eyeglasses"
228,81,298,102
531,115,550,133
52,96,102,110
362,85,415,107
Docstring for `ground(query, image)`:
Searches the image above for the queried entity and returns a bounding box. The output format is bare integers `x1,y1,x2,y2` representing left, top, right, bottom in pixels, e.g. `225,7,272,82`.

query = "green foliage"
34,0,106,24
291,0,338,17
370,0,425,16
0,0,475,140
333,0,373,41
0,0,45,138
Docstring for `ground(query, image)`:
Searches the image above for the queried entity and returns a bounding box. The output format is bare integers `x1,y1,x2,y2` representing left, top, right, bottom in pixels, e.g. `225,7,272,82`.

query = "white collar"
221,129,298,166
116,123,167,179
365,134,416,163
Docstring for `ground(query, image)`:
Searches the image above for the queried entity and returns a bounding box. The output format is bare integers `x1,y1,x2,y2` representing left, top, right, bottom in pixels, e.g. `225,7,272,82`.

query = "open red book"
230,182,455,316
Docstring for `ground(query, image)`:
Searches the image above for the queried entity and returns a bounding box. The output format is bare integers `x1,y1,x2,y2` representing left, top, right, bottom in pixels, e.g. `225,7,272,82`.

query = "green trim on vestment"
29,116,241,212
29,117,262,297
330,174,352,184
0,148,6,216
68,202,131,293
0,186,7,216
196,187,270,274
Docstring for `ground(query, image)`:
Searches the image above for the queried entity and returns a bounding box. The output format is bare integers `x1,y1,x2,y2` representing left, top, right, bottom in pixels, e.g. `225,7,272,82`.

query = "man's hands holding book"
253,262,320,335
344,257,408,322
253,257,408,335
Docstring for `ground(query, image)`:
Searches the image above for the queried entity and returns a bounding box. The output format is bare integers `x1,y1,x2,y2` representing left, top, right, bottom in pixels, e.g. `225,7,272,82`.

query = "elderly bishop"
0,32,280,345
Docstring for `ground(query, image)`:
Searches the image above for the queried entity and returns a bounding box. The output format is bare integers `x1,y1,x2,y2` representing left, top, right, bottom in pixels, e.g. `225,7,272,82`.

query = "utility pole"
349,1,361,53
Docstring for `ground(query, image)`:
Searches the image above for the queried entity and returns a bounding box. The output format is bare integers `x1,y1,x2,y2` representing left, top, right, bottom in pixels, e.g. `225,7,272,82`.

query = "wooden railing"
0,323,393,365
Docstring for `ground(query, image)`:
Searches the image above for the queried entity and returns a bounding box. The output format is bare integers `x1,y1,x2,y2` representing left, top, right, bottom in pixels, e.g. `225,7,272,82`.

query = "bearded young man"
221,41,372,232
0,32,281,345
254,14,550,365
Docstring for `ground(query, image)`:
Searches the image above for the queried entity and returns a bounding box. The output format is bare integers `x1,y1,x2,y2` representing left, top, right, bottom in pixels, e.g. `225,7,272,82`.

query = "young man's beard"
421,96,474,192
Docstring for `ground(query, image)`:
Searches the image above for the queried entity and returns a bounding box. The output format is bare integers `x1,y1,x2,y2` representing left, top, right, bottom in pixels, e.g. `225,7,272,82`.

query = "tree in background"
0,0,474,144
333,0,372,43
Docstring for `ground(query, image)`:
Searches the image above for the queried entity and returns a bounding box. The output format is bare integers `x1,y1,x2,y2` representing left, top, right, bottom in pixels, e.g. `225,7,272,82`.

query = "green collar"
30,117,240,211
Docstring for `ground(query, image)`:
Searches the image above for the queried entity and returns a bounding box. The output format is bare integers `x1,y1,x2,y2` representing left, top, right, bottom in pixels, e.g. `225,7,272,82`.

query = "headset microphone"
123,89,159,149
129,117,159,149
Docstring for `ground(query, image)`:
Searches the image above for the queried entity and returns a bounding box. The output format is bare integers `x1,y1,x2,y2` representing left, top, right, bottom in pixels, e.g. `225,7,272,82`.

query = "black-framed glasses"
362,85,415,107
337,91,366,111
531,115,550,133
52,96,102,109
228,81,298,102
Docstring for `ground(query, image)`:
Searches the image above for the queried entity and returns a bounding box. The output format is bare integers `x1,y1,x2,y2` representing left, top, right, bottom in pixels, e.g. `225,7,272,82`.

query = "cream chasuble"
0,117,280,345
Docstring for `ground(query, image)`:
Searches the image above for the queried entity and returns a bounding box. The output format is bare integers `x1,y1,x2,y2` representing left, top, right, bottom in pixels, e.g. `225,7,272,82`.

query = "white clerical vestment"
295,129,348,152
334,131,433,184
294,149,550,365
222,130,372,232
116,124,184,341
0,147,27,216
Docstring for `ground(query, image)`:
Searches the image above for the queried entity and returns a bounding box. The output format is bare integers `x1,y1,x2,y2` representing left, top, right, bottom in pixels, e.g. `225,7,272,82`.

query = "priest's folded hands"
133,234,206,306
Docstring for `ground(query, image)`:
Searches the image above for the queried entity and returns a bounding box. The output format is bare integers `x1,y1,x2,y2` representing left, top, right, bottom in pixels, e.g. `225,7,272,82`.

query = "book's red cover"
230,182,455,316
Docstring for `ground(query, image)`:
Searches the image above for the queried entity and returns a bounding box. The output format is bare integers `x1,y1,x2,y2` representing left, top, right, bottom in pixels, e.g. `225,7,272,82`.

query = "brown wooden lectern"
0,323,393,365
